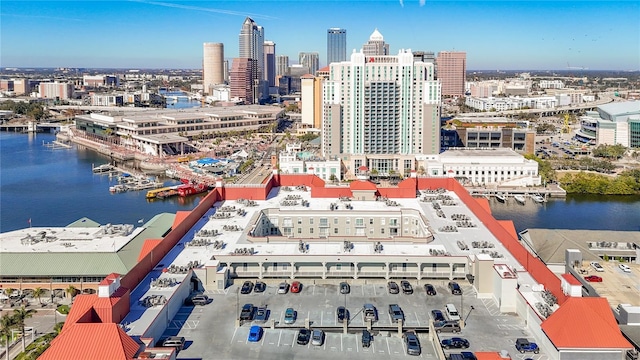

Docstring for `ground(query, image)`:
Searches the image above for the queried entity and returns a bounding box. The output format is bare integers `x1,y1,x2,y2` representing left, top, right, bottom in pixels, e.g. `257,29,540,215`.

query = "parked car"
363,304,378,322
515,338,540,354
403,332,421,356
189,294,209,306
619,264,632,273
254,281,266,293
448,281,462,295
424,284,437,296
240,281,254,294
311,329,325,346
240,304,255,321
441,337,470,349
248,325,262,342
254,307,269,323
584,275,603,282
449,352,478,360
431,309,446,322
290,281,302,293
389,304,405,323
590,261,604,272
339,282,350,294
434,320,461,333
362,329,372,348
296,328,311,345
284,307,296,324
161,336,185,352
337,306,350,323
388,281,400,294
277,282,289,294
400,280,413,294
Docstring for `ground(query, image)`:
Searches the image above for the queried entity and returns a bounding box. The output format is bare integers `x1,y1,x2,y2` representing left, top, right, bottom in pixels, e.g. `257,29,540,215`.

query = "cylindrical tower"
203,43,224,95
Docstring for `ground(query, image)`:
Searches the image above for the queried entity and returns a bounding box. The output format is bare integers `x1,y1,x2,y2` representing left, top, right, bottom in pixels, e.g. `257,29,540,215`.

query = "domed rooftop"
369,28,384,41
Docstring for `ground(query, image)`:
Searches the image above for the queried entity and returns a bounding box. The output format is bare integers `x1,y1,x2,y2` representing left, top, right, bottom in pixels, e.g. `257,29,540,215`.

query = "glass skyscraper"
326,28,346,65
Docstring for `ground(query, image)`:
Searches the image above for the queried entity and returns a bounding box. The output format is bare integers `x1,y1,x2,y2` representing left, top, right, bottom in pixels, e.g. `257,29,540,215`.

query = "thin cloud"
131,0,278,20
1,13,84,22
399,0,404,7
420,0,426,6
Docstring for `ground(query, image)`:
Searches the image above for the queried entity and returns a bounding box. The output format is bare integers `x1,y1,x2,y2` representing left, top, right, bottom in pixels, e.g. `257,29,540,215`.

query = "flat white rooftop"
0,224,144,253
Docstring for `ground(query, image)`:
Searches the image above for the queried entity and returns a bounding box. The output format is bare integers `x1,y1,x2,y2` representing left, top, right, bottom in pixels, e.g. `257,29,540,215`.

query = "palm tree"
65,285,77,300
3,288,14,300
0,313,17,360
32,287,44,306
12,307,36,352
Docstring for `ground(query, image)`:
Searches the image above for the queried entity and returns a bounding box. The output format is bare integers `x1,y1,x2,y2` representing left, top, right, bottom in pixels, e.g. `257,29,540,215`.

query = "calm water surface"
1,132,639,233
0,132,205,232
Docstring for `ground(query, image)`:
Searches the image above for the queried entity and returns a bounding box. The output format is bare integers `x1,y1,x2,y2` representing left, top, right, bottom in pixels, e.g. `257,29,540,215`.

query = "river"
1,132,639,233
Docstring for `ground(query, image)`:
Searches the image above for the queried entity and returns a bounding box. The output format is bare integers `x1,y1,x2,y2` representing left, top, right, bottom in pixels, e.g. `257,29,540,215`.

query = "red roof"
350,180,377,191
541,297,632,349
561,273,581,286
497,220,517,239
64,294,98,326
318,66,330,72
172,211,190,229
40,323,140,360
137,239,162,262
358,165,369,171
474,353,506,360
300,74,315,79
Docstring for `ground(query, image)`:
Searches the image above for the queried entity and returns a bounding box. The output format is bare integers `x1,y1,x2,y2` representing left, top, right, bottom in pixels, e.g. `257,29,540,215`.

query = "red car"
584,275,603,282
290,281,302,293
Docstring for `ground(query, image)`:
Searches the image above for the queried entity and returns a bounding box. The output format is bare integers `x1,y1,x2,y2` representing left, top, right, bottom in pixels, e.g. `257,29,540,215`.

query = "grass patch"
56,305,70,314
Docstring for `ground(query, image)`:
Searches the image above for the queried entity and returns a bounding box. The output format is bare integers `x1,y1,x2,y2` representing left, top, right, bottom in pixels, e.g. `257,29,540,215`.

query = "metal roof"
66,217,101,228
116,213,174,270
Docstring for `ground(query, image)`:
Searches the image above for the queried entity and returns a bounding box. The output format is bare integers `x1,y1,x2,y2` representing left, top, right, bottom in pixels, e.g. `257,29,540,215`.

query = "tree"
65,285,77,300
32,288,44,306
12,307,36,352
4,288,15,300
329,174,337,183
1,313,17,360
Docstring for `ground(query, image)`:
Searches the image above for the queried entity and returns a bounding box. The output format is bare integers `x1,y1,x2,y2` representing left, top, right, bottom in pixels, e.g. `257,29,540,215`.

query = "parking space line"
415,312,421,326
261,331,266,346
313,285,316,296
355,334,358,353
373,285,377,296
362,285,365,296
341,334,343,351
386,337,391,354
321,311,323,326
230,327,238,344
277,330,282,347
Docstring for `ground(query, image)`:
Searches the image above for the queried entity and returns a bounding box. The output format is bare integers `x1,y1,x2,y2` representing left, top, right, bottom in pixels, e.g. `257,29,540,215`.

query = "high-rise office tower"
263,41,276,88
230,58,257,104
362,29,390,56
436,51,466,97
301,75,323,128
299,52,320,76
203,43,224,95
239,17,264,102
412,51,435,64
276,55,289,77
322,49,441,161
327,28,347,65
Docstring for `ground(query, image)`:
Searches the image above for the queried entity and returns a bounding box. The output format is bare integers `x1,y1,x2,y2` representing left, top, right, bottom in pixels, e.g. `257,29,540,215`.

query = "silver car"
311,329,325,346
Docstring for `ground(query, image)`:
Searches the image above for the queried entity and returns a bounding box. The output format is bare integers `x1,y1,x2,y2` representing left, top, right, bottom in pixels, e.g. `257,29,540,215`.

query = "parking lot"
163,280,550,359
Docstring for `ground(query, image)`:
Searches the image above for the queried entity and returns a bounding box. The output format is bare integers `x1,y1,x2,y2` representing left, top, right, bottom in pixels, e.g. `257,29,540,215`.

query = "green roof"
66,217,101,228
0,213,175,278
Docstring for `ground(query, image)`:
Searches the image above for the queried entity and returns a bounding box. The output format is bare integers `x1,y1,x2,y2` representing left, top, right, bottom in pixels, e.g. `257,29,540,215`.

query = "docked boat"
146,185,180,199
531,193,546,203
109,184,128,193
92,164,114,173
513,194,526,205
178,183,208,197
495,192,507,203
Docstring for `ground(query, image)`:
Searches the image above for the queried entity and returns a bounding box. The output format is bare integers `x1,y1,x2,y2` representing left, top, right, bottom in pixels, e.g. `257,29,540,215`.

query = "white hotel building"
322,49,441,176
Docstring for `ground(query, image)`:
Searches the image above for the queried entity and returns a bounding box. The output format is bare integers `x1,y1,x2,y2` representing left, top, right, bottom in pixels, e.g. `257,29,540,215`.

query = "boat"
531,193,546,203
513,194,526,205
146,185,180,199
495,192,507,203
92,164,114,173
109,184,127,193
178,183,208,197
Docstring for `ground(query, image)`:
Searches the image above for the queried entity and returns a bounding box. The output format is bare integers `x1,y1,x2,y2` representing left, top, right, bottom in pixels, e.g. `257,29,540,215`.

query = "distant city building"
91,94,124,107
465,96,557,112
301,74,323,128
230,58,257,104
539,79,565,89
39,82,74,100
263,41,276,88
412,51,435,64
436,51,466,97
441,117,535,154
82,75,119,88
299,52,320,76
276,55,289,80
278,143,343,182
0,79,29,95
203,43,225,95
322,49,441,176
327,28,347,65
223,60,229,83
362,29,390,56
239,17,264,103
577,101,640,148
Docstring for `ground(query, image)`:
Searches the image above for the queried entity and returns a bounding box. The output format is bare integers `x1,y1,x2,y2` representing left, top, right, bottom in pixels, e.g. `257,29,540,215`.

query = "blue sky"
1,0,638,70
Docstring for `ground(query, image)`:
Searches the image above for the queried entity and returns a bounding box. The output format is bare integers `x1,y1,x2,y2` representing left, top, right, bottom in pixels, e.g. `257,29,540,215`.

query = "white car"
619,264,631,273
590,261,604,272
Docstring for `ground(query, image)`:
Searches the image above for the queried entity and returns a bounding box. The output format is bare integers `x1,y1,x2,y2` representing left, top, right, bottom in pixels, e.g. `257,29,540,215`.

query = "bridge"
0,122,64,133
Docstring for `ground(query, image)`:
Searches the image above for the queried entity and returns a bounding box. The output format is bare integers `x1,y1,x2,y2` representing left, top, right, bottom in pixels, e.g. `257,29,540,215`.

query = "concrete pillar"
259,262,263,279
270,318,275,330
305,318,310,330
343,318,348,334
397,319,403,336
366,319,372,331
235,318,241,328
290,262,295,279
449,264,454,280
322,262,327,280
417,263,422,280
353,262,359,279
385,262,390,280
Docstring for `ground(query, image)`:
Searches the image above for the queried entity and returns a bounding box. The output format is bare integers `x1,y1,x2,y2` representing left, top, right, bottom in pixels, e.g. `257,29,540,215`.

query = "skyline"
1,1,639,71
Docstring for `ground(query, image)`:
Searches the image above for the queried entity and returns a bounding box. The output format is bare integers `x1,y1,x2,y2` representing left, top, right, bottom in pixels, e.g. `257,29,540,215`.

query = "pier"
466,184,566,200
